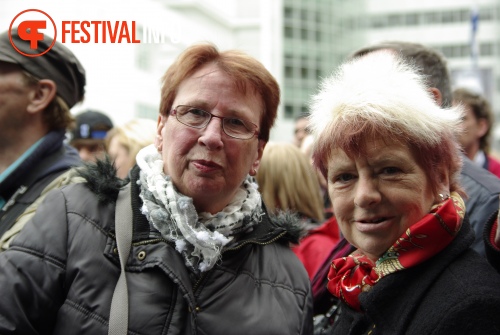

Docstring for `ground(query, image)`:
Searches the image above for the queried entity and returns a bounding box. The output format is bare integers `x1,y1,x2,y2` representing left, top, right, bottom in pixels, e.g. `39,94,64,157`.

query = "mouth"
354,216,394,233
358,217,389,224
192,159,222,172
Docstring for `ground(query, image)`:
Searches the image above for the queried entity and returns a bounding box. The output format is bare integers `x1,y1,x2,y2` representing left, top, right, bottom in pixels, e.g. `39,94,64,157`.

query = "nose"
78,147,97,162
354,175,381,208
198,116,224,150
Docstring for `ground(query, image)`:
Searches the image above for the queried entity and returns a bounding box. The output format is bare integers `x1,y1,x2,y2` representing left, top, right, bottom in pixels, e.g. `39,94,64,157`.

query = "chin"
189,180,224,195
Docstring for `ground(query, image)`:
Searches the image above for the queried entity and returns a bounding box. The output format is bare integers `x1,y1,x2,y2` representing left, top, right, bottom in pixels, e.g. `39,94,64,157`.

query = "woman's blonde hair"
256,142,325,222
105,118,157,163
309,51,464,196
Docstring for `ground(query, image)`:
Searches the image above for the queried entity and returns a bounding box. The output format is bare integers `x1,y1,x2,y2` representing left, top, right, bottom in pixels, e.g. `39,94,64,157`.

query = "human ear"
250,140,266,175
155,115,165,152
435,167,451,202
477,118,489,138
26,79,57,114
429,87,443,107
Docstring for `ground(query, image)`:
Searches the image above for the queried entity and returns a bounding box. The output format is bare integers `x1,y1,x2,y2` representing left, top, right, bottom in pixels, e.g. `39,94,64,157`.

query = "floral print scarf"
327,192,465,311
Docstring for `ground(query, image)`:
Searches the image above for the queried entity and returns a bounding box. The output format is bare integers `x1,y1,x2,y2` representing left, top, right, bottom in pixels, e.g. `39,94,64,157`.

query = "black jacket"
331,219,500,335
0,162,313,334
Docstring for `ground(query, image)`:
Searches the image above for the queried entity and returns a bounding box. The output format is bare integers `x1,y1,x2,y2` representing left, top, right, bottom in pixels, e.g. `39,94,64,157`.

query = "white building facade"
3,0,500,144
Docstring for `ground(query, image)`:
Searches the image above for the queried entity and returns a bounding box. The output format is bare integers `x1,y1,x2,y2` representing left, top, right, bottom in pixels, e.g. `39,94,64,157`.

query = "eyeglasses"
170,105,260,140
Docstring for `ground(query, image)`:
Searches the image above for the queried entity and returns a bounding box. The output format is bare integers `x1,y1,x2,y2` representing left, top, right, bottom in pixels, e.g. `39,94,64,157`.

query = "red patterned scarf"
327,192,465,311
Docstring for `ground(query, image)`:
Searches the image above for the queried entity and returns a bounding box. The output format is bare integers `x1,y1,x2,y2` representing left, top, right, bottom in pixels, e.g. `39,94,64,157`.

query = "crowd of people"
1,24,500,335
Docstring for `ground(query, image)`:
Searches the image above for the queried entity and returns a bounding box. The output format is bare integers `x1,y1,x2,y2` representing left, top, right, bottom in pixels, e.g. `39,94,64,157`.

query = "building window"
405,13,418,25
461,45,469,58
442,11,454,23
301,67,308,79
301,9,308,21
370,15,384,28
459,9,469,22
285,104,294,119
388,14,402,26
301,28,308,40
479,7,494,21
480,43,493,56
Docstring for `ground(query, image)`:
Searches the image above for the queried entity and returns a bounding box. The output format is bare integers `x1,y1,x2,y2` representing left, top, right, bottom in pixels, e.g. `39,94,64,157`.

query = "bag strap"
108,183,133,335
0,146,69,234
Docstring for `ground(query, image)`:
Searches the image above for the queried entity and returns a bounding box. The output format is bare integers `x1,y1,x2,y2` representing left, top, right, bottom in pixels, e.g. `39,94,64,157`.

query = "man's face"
294,117,309,147
0,62,32,148
457,104,488,157
72,140,107,162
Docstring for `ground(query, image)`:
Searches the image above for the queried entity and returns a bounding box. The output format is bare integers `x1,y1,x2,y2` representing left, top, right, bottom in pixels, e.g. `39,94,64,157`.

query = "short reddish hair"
159,43,280,141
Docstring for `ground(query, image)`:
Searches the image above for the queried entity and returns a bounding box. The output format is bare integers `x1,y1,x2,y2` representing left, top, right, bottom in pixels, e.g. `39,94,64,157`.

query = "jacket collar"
347,218,475,333
78,160,306,245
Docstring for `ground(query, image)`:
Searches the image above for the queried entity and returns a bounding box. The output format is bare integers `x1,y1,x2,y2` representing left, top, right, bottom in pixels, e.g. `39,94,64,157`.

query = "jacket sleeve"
300,283,314,335
0,188,69,334
484,210,500,273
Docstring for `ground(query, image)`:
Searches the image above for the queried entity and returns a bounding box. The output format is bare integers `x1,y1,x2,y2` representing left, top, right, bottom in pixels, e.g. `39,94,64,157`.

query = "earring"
439,193,450,202
250,168,257,176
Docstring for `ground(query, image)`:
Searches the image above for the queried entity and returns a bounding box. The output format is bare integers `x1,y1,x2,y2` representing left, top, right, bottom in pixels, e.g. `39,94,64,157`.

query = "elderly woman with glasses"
308,51,500,334
0,44,313,334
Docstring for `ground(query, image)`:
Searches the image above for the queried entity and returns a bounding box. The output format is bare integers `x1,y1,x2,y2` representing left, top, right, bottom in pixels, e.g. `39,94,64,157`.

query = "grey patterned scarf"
136,145,263,273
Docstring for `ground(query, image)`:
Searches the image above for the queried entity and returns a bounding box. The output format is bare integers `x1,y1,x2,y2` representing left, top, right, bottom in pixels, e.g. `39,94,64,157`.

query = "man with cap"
0,28,86,250
70,109,114,162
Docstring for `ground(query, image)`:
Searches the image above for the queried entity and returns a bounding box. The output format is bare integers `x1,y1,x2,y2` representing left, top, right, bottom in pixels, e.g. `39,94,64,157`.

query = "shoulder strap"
0,146,70,235
108,183,133,335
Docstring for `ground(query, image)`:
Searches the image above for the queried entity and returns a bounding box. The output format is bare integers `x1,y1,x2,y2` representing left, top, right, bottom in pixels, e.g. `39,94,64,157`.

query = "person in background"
0,28,85,251
290,135,339,280
301,133,332,217
0,43,313,334
70,109,114,162
452,87,500,178
310,50,500,335
294,112,310,147
256,141,326,228
105,118,157,179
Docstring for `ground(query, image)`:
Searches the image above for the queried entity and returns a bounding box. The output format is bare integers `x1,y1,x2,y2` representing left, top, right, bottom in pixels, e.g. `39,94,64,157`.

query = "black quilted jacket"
0,162,313,334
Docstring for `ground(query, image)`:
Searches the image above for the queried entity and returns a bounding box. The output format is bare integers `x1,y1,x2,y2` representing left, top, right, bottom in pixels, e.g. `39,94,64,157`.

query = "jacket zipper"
192,230,288,292
133,238,166,246
113,230,289,292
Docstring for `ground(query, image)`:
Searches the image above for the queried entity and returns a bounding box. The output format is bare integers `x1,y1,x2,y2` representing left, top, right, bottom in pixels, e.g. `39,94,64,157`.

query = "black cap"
71,110,114,142
0,28,86,108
